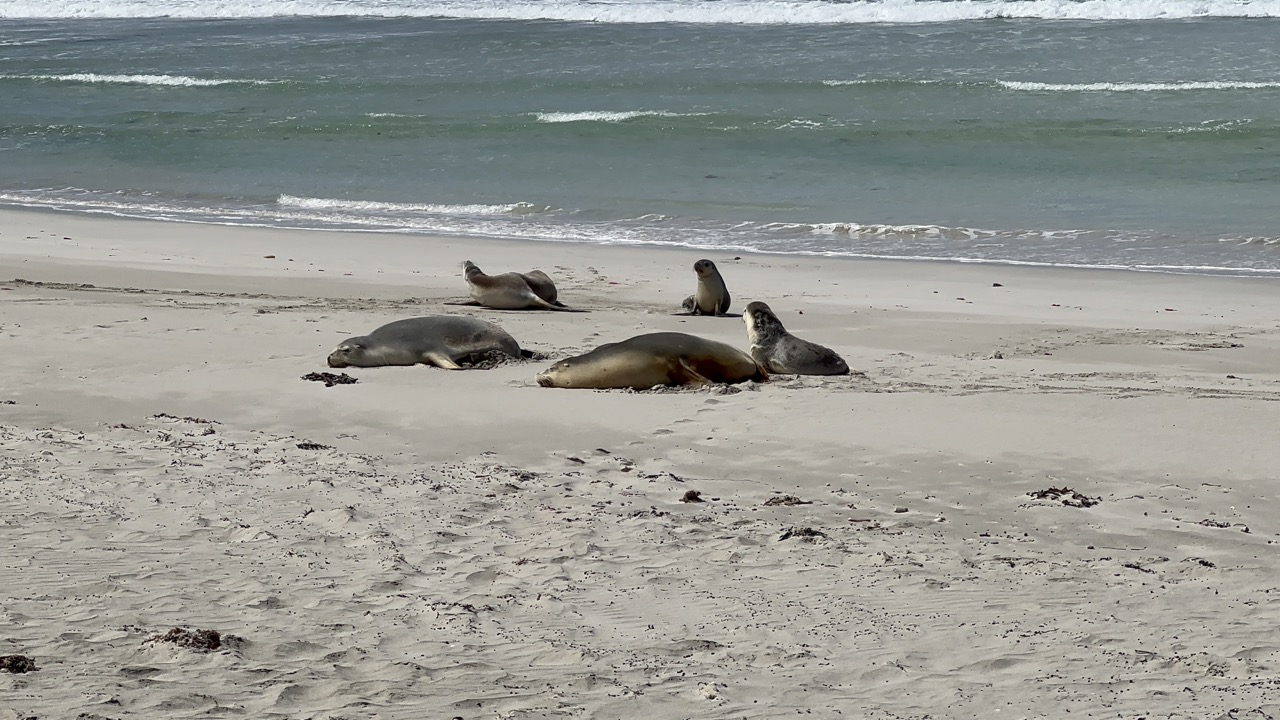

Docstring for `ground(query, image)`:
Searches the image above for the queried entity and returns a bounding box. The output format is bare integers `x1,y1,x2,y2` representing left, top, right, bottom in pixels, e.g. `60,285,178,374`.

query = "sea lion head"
692,259,718,278
462,260,484,280
327,337,371,368
743,301,786,343
535,357,578,388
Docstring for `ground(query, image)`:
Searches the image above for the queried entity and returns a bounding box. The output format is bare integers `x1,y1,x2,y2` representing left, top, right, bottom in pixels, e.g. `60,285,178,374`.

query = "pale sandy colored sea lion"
536,331,766,390
743,301,850,375
327,315,527,370
460,260,582,311
679,258,731,316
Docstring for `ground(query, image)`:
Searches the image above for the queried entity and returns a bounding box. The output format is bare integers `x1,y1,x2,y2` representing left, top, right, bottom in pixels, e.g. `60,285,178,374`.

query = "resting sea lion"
327,315,527,370
743,301,850,375
536,331,766,390
680,259,731,316
460,261,581,311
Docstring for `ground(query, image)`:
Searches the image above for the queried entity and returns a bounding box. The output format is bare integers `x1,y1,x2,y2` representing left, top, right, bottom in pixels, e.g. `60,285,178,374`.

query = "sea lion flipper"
673,359,712,386
749,346,772,371
443,300,483,306
424,352,463,370
532,296,588,312
753,363,770,383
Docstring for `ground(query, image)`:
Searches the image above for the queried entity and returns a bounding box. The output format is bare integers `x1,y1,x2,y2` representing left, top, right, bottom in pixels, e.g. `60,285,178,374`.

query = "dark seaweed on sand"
302,371,359,387
1028,486,1100,508
779,527,827,541
0,655,37,673
147,627,221,653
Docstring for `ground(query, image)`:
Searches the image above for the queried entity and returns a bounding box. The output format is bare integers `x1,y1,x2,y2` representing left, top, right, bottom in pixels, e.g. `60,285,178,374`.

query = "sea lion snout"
536,363,566,387
327,339,372,368
327,345,355,368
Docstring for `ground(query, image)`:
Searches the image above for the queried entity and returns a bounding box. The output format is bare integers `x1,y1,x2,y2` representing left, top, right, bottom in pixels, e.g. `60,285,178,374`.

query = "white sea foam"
996,80,1280,92
0,73,278,87
533,110,699,123
4,190,1278,277
1144,118,1255,134
276,194,548,215
11,0,1280,22
823,79,1280,92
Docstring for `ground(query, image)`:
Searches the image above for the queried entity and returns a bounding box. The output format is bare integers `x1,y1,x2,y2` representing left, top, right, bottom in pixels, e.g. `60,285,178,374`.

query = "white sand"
2,207,1279,719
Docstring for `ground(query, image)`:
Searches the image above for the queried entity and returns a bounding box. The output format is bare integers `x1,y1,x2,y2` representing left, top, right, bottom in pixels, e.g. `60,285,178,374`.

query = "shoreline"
3,206,1280,718
4,203,1279,282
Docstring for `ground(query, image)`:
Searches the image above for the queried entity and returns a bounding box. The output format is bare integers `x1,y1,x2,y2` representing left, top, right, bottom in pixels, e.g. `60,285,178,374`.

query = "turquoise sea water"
3,1,1280,275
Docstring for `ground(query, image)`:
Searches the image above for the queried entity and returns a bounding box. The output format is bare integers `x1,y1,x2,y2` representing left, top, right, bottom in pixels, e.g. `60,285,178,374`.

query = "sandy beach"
2,206,1279,719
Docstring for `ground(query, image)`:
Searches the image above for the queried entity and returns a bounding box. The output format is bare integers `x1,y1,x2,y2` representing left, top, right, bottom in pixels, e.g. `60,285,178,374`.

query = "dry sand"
2,207,1279,719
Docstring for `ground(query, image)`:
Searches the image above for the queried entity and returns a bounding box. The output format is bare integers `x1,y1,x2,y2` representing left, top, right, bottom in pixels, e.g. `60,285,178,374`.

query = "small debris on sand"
1196,518,1248,533
764,495,811,506
456,349,540,370
153,412,220,424
301,372,358,387
296,441,333,450
681,490,704,503
779,527,827,541
1028,486,1100,508
146,627,222,653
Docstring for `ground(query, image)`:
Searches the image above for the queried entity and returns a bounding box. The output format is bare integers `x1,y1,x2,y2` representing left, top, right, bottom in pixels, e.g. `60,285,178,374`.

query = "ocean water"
3,1,1280,275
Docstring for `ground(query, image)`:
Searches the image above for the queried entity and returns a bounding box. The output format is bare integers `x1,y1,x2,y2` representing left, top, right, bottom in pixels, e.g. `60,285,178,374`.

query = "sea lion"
327,315,527,370
743,301,850,375
680,259,731,316
460,261,581,311
536,332,766,390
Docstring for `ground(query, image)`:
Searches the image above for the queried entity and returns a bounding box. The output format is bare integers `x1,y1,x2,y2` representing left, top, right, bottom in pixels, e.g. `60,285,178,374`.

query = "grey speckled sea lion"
459,260,583,311
536,331,766,390
327,315,527,370
743,301,850,375
679,259,732,316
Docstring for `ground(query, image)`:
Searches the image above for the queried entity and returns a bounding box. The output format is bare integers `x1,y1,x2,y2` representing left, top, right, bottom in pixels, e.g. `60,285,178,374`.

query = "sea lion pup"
460,260,581,311
327,315,528,370
679,258,731,316
536,331,766,390
743,301,850,375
